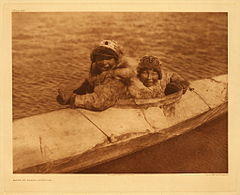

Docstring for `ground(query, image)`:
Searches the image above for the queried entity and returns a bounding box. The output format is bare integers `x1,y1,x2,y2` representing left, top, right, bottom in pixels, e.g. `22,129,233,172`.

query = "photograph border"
1,0,240,194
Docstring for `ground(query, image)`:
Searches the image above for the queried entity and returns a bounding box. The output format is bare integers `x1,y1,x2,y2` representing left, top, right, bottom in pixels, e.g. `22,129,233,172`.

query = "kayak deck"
13,74,228,173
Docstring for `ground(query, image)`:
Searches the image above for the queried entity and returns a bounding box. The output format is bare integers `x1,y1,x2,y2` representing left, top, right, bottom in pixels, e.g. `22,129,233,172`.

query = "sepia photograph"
12,12,228,174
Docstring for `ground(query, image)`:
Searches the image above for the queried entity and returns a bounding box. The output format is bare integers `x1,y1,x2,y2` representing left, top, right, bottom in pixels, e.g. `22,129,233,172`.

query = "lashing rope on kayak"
189,87,212,110
76,109,112,143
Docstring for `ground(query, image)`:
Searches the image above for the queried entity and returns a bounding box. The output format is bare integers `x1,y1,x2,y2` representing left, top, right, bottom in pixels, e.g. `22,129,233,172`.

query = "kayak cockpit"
115,82,183,110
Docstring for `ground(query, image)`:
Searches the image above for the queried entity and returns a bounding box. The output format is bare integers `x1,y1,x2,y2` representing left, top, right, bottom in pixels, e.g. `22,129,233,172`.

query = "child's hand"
57,88,74,105
180,80,190,94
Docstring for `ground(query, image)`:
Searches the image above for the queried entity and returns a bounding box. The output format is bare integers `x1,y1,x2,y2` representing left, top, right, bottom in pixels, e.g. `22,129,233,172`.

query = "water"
12,12,227,119
81,113,228,173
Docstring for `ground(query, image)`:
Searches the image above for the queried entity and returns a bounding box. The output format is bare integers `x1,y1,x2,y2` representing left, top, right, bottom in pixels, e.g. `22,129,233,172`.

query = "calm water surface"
12,12,227,119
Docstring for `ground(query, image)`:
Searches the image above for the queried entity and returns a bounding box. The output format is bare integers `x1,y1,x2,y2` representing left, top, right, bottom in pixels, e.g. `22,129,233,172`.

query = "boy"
57,40,134,111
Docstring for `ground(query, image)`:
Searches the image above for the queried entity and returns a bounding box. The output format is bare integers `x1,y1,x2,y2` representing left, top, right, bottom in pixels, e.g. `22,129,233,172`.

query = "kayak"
13,74,227,173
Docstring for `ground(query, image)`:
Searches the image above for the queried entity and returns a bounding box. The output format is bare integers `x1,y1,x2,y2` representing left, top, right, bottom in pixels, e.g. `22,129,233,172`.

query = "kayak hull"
13,74,228,173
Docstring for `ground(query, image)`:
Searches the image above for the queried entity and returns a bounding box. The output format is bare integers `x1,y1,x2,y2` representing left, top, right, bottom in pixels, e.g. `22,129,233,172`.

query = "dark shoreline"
80,113,228,173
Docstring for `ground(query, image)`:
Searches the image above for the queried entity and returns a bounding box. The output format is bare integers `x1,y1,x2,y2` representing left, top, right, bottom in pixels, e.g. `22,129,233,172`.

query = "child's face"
95,58,117,73
139,69,159,87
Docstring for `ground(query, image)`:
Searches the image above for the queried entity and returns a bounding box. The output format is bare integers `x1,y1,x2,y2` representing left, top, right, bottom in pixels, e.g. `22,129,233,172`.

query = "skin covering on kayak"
13,74,227,173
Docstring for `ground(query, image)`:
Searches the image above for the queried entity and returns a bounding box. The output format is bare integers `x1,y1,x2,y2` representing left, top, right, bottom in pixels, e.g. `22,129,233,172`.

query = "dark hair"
90,47,119,63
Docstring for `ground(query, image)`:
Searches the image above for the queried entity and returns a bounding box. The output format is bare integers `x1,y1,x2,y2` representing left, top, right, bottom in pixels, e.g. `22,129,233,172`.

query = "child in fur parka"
57,40,135,111
128,55,189,99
